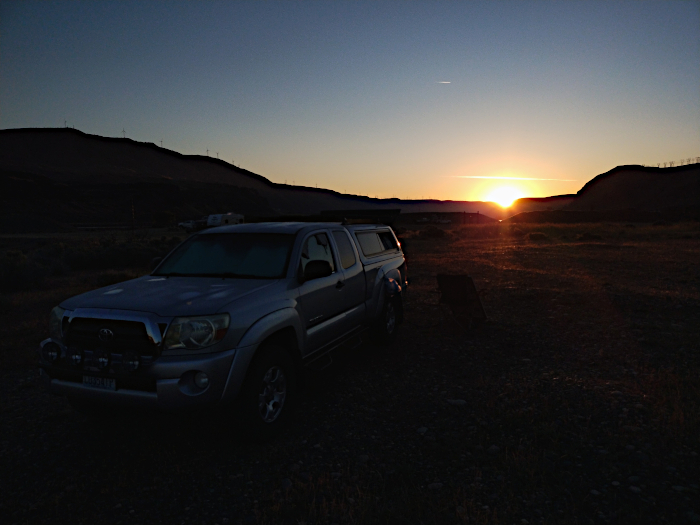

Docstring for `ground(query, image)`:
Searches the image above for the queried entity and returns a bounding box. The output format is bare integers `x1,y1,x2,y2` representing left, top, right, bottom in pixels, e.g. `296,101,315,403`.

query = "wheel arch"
220,309,303,403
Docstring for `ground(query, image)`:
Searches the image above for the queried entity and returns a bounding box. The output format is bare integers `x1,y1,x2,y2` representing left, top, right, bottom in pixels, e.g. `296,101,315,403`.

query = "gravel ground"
1,229,699,524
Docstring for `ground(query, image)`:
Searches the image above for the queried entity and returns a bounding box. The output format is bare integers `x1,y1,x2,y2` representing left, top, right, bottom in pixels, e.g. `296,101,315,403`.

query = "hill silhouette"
1,128,698,231
565,164,700,212
0,128,507,231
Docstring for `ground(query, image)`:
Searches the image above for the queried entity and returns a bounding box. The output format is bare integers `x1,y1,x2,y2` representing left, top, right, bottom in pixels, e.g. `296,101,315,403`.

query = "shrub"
420,226,446,239
577,232,602,241
153,211,176,227
0,250,48,292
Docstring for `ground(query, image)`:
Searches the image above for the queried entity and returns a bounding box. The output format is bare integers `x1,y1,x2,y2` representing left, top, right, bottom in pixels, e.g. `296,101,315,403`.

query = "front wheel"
235,344,297,441
375,296,400,344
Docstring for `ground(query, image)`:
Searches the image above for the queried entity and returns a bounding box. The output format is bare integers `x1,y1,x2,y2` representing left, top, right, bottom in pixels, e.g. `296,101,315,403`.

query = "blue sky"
2,0,698,202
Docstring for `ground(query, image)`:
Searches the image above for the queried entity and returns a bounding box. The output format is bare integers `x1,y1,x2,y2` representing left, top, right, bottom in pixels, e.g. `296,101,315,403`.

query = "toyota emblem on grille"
98,328,114,341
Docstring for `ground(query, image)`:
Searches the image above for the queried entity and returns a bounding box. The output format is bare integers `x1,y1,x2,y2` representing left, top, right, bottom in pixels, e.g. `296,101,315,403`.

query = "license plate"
82,375,116,391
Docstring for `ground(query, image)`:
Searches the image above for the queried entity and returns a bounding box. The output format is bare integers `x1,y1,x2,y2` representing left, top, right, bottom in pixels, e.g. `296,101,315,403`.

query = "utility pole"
216,152,219,159
206,148,209,156
122,129,126,138
160,140,163,147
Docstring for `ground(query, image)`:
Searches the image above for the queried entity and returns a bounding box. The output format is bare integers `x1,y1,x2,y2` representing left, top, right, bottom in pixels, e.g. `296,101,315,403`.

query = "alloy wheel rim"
258,366,287,423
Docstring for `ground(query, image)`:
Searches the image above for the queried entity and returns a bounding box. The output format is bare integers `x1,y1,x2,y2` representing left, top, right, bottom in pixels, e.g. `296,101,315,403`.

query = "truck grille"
66,318,159,357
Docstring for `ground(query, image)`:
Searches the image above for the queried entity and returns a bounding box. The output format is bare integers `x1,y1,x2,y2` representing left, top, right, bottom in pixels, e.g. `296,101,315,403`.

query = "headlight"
49,306,66,341
163,314,230,351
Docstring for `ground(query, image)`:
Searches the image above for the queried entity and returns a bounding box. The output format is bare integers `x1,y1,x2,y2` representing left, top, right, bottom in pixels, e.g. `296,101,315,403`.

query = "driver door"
297,231,346,354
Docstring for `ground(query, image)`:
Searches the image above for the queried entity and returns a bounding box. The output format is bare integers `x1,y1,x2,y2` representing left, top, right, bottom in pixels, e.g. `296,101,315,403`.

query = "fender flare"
371,267,403,320
220,308,303,402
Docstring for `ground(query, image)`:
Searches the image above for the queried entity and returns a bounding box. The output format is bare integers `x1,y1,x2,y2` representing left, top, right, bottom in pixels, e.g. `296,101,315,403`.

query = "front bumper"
40,339,241,410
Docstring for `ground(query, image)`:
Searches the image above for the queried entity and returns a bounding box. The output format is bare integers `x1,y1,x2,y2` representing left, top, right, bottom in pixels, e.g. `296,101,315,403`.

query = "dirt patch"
1,224,699,524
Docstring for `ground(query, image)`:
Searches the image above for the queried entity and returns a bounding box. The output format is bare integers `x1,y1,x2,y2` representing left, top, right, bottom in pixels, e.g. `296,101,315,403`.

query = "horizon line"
453,176,577,181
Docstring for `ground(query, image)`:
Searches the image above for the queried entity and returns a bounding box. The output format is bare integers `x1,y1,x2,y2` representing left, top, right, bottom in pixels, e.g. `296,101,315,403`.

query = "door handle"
336,280,345,289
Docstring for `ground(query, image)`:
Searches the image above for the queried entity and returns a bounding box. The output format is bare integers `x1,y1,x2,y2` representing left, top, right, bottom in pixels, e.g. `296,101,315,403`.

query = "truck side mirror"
150,257,163,272
302,260,332,282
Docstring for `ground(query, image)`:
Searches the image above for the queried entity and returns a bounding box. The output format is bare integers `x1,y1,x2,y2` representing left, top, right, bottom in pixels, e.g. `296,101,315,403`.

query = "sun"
486,186,524,208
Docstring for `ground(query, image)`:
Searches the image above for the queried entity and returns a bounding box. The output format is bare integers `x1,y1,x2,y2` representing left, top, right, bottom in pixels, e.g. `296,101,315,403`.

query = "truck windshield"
154,233,295,279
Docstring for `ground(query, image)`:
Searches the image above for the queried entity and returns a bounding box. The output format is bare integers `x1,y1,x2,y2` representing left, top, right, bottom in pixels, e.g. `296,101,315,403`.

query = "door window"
301,233,336,273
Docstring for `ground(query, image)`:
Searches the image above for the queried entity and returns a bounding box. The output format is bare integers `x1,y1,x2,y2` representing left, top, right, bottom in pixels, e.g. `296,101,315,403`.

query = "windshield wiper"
153,272,266,279
208,272,264,279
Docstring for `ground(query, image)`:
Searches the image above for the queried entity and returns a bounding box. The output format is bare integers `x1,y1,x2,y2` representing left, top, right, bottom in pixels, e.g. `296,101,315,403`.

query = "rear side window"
356,232,384,256
332,231,356,269
378,231,398,251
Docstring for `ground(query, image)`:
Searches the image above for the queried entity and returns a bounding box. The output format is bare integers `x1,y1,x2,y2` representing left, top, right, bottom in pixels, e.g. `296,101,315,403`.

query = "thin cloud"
453,176,576,181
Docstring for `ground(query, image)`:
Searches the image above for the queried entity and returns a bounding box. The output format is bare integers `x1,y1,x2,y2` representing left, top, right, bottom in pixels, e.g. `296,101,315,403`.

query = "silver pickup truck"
39,222,407,437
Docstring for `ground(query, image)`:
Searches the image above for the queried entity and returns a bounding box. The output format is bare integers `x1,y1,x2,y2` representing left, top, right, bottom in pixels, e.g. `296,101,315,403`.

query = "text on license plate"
82,375,116,391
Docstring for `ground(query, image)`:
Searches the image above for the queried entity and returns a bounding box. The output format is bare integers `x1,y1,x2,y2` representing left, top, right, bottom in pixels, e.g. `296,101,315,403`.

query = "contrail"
453,176,576,181
436,81,451,84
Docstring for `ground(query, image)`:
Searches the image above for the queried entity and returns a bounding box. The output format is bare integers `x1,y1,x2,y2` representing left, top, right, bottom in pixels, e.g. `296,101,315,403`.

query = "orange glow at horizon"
485,186,526,208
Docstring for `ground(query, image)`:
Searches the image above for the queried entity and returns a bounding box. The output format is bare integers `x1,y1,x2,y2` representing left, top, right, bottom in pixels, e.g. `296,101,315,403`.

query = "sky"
2,1,699,204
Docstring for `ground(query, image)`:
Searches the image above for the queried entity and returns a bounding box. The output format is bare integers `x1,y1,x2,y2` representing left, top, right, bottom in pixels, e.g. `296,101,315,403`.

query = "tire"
375,295,400,345
235,344,297,441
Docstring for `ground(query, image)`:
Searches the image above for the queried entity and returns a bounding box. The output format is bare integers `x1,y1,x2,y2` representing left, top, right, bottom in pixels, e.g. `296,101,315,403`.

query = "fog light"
68,347,83,366
123,351,140,372
194,371,209,389
43,343,61,362
95,349,111,370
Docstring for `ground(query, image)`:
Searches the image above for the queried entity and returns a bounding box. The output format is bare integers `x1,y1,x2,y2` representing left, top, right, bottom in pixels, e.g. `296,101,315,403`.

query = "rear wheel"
375,296,400,344
235,344,297,440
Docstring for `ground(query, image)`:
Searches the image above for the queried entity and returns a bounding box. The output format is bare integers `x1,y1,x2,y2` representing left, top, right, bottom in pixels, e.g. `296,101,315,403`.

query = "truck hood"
60,275,278,317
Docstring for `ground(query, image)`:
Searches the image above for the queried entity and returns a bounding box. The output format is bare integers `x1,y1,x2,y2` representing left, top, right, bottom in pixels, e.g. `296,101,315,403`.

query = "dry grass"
1,222,699,524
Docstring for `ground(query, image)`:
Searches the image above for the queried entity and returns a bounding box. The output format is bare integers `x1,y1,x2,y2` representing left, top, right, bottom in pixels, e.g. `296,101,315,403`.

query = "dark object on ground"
528,232,548,241
577,232,602,241
436,273,487,328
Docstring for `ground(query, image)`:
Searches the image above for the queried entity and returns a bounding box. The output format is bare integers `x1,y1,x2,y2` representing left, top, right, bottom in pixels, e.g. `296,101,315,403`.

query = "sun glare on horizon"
486,186,525,208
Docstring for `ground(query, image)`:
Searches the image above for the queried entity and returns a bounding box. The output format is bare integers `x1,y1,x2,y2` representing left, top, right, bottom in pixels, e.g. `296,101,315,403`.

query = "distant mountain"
2,128,697,232
0,128,505,222
508,194,577,214
564,164,700,211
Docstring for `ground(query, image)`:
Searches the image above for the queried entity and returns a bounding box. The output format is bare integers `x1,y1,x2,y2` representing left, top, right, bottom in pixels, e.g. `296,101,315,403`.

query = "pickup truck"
39,222,407,437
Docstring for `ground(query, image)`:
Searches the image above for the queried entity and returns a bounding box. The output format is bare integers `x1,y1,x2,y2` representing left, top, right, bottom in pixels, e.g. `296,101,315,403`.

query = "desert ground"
1,221,699,524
